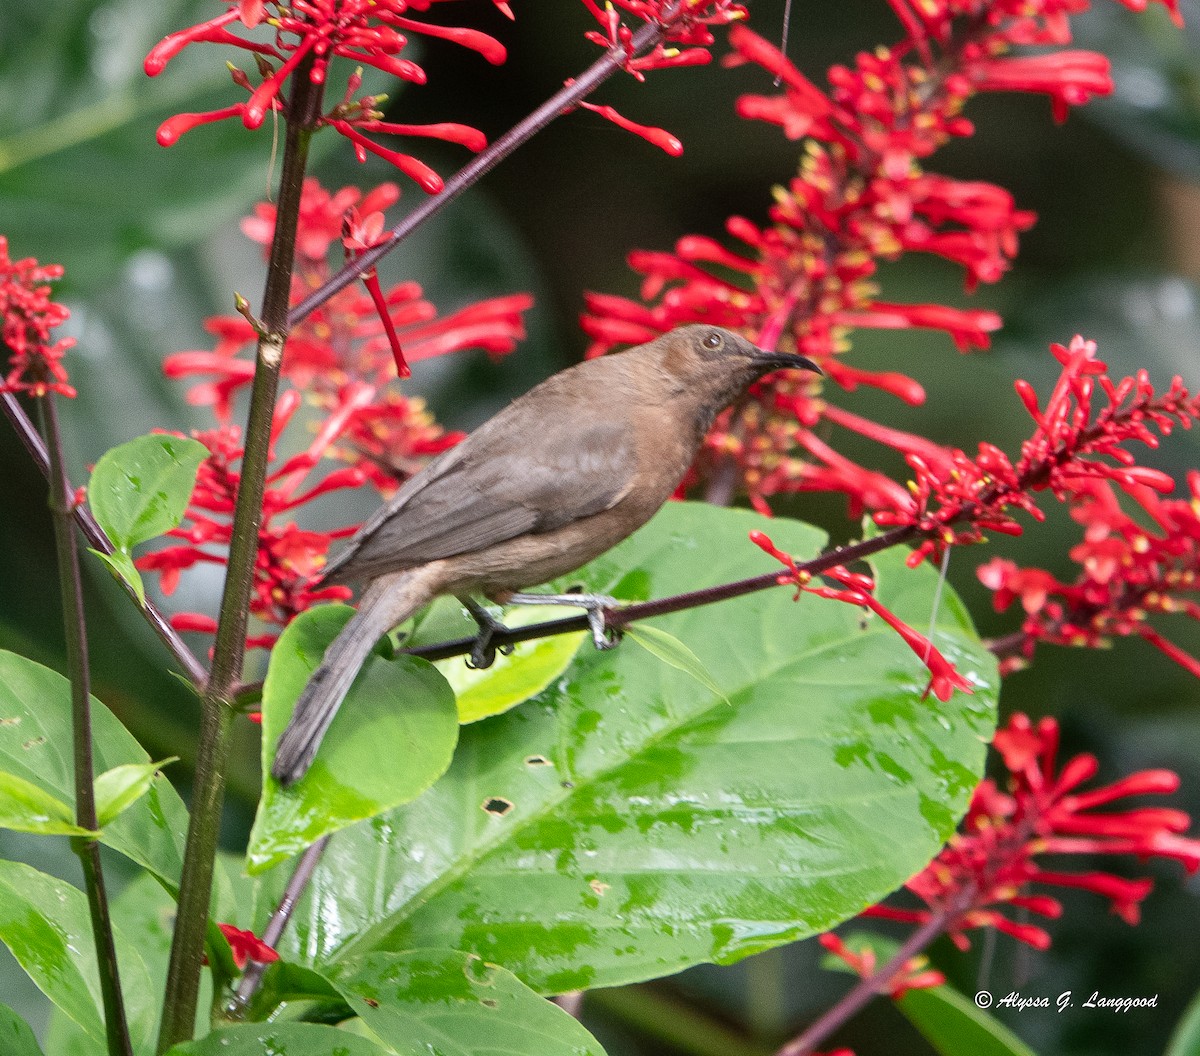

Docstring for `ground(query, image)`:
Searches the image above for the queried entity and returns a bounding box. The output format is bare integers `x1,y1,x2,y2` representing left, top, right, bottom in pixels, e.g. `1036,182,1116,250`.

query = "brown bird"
271,324,820,784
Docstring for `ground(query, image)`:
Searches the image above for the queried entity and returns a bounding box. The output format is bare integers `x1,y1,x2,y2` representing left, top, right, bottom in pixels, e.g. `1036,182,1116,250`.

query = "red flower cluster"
864,713,1200,949
0,237,75,399
164,178,527,482
980,471,1200,677
137,390,364,648
872,336,1199,565
582,0,1176,512
143,179,532,647
145,1,506,190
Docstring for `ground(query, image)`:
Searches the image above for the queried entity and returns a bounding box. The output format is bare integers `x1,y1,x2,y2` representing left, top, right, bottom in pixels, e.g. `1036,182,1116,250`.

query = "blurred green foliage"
1,0,1199,1053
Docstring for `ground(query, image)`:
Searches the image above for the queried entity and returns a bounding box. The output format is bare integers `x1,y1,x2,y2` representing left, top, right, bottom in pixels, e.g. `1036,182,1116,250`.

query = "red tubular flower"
575,0,747,151
861,713,1200,950
819,933,945,999
0,237,76,399
749,530,973,700
217,923,278,970
145,1,502,188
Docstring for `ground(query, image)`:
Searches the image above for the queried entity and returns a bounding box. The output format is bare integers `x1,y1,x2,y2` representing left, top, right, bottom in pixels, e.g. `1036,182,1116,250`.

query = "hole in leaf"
481,796,513,817
524,754,550,767
481,998,499,1009
23,736,46,750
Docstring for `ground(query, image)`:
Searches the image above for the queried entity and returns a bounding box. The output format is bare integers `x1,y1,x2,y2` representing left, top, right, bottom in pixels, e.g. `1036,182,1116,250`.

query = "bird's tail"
270,563,449,785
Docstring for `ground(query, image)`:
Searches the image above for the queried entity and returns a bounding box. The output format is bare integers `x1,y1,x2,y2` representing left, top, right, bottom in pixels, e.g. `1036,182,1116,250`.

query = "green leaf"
164,1023,392,1055
0,860,156,1051
257,503,998,992
87,434,206,604
249,605,459,873
88,433,208,551
1166,984,1200,1056
330,949,606,1056
433,603,587,723
0,1002,44,1056
623,623,727,704
898,986,1039,1056
94,758,178,827
0,651,189,888
0,769,95,836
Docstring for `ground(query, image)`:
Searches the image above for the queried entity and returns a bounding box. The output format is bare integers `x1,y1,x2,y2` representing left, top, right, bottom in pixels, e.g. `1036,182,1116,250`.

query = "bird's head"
659,324,821,406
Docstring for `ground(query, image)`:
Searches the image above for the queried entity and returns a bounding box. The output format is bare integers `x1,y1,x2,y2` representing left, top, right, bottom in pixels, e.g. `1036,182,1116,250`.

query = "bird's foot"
460,597,516,670
506,591,621,651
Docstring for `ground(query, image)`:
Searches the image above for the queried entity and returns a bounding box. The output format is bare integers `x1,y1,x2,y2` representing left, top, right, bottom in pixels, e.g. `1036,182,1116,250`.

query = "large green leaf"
330,949,607,1056
250,605,459,873
0,769,94,836
0,860,156,1052
1166,984,1200,1056
0,651,189,887
258,503,998,992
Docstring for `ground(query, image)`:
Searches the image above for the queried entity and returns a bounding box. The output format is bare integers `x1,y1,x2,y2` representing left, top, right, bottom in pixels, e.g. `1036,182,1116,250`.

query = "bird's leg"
503,590,621,651
459,596,516,670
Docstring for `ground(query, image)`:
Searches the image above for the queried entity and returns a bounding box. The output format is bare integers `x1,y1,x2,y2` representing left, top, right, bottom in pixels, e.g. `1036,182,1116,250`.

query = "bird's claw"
461,598,516,670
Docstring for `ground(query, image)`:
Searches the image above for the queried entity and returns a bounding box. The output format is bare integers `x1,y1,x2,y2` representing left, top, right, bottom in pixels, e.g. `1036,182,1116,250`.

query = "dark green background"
1,1,1198,1053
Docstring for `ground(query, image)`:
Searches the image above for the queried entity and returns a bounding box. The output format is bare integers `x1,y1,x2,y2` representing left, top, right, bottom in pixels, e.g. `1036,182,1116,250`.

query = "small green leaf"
0,1003,43,1056
248,605,459,873
330,949,607,1056
0,860,156,1050
89,549,146,605
88,433,207,551
94,758,178,827
0,650,190,889
164,1023,391,1055
0,769,95,836
624,623,728,704
898,985,1039,1056
435,604,587,723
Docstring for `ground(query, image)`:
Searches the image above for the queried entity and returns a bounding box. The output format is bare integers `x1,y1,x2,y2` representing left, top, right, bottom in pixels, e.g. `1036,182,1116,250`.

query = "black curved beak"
750,347,823,375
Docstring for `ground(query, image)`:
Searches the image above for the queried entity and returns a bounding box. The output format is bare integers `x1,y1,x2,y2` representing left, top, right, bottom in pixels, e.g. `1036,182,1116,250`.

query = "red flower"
575,0,747,152
979,470,1200,678
217,923,278,970
863,713,1200,949
146,1,503,189
0,237,76,399
818,933,945,999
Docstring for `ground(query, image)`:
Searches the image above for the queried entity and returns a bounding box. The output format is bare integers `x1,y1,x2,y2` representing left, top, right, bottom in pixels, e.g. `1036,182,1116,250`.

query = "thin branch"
286,17,667,328
774,886,976,1056
228,836,331,1013
39,394,133,1056
1,391,208,687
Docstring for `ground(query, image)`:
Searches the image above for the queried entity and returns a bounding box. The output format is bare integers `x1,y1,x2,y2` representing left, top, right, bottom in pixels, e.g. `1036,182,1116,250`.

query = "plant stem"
156,60,323,1053
286,17,666,328
227,835,330,1014
1,390,208,686
38,394,132,1056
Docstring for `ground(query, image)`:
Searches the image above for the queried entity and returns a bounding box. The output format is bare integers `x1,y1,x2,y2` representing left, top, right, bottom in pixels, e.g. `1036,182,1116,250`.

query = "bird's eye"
703,331,724,351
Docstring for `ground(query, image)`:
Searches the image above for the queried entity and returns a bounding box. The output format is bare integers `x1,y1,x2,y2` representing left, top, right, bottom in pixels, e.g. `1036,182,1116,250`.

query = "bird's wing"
323,409,637,582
